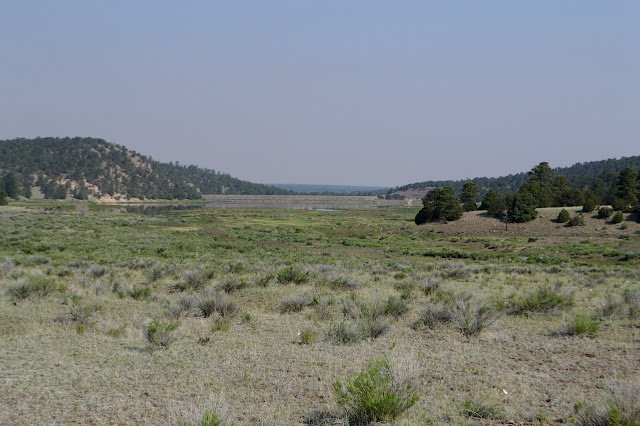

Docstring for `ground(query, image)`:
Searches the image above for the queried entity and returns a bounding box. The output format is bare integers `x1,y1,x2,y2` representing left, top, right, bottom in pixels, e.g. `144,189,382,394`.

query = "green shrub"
567,215,585,227
129,284,151,300
382,296,409,318
573,385,640,425
414,302,452,329
612,211,624,224
560,314,599,337
582,199,596,213
144,319,179,348
418,274,441,295
5,276,59,301
277,266,309,284
461,397,505,420
299,330,317,344
218,276,247,293
211,318,232,333
510,284,573,315
598,207,613,219
556,209,570,223
333,358,418,424
325,320,366,344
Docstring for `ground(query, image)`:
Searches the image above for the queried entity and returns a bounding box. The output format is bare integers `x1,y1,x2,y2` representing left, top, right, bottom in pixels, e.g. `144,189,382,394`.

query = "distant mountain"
270,183,390,195
391,156,640,198
0,137,293,200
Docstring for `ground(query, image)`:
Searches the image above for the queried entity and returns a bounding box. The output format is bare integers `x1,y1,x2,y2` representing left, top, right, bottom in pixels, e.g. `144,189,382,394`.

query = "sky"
1,1,639,187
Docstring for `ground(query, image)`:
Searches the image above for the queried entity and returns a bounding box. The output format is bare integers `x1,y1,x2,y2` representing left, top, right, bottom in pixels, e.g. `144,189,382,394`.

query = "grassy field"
1,202,639,425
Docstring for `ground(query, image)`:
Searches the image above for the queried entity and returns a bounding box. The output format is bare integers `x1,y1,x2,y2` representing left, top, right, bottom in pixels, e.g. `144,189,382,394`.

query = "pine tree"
460,181,479,212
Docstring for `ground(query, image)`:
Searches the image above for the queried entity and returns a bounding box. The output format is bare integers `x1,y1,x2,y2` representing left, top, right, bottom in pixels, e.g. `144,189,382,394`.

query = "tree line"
0,137,294,201
415,162,640,225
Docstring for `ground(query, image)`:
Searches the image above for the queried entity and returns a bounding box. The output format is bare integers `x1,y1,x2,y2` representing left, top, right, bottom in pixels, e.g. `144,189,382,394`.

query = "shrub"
26,254,51,266
299,330,317,345
559,314,599,337
277,266,309,284
144,319,179,348
279,293,314,313
598,207,613,219
333,358,418,424
362,318,391,339
624,288,639,318
556,209,570,223
508,192,538,223
510,284,573,315
599,293,623,318
0,257,15,278
612,211,624,224
414,302,452,329
382,296,409,318
574,385,640,426
415,187,463,224
198,292,238,318
211,318,232,333
461,397,505,420
418,274,442,295
567,215,585,227
218,276,247,293
129,284,151,300
256,273,275,287
449,293,496,337
5,276,58,301
179,269,212,291
87,264,106,278
178,409,225,426
325,320,365,344
582,198,596,213
147,264,166,282
166,295,197,319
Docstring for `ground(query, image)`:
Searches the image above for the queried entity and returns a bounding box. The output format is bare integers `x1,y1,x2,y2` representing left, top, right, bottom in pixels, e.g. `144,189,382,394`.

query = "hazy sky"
1,1,638,187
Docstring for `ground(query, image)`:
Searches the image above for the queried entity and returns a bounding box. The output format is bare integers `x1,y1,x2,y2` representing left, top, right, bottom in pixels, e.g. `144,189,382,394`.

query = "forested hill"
0,137,293,200
392,156,640,197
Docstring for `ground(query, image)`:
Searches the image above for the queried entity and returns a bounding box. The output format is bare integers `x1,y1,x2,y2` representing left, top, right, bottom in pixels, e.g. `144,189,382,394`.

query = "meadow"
0,203,639,425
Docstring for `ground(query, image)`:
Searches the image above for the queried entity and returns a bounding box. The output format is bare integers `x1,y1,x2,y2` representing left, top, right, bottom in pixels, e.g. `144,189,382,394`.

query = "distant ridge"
270,183,390,195
391,156,640,198
0,137,294,200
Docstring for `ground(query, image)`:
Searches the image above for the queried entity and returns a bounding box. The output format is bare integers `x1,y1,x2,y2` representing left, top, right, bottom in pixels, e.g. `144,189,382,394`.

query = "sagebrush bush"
178,268,213,291
25,254,51,266
144,319,179,348
418,274,442,295
166,295,197,319
461,397,505,420
599,293,623,318
87,264,106,278
449,293,496,337
0,257,15,278
362,318,390,339
147,264,166,282
5,276,58,301
299,329,317,345
218,276,247,293
198,292,238,318
277,266,309,284
624,288,639,318
574,385,640,425
326,320,365,344
279,293,315,313
510,284,573,315
414,302,452,329
333,357,418,424
129,284,151,300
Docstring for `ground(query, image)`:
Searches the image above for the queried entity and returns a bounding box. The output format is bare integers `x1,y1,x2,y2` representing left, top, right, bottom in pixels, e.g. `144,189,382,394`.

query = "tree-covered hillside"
0,137,293,200
392,156,640,198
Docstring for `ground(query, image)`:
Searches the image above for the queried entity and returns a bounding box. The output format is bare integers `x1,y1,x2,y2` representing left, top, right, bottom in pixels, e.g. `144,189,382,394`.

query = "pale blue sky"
1,1,638,186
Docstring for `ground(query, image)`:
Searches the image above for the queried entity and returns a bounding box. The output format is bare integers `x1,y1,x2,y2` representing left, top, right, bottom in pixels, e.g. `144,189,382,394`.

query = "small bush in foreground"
144,319,179,348
198,292,238,318
0,257,15,278
560,314,599,337
333,357,418,424
5,276,58,301
299,329,317,345
277,266,309,284
279,293,315,313
414,302,452,329
510,284,573,315
461,397,505,420
178,409,225,426
573,385,640,426
326,321,365,344
418,274,442,295
449,293,496,337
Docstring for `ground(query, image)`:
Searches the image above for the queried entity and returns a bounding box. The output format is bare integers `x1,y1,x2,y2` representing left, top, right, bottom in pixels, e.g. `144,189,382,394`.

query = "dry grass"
0,205,639,424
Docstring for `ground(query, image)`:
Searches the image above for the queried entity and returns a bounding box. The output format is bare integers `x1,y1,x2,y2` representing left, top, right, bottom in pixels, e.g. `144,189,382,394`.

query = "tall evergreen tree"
0,190,7,206
460,181,480,212
1,172,20,198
